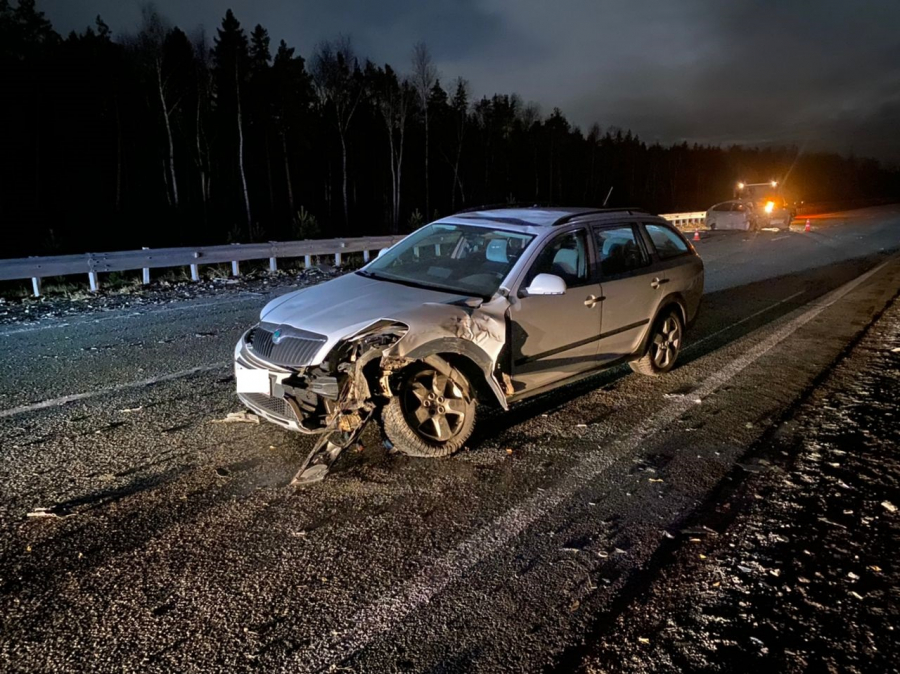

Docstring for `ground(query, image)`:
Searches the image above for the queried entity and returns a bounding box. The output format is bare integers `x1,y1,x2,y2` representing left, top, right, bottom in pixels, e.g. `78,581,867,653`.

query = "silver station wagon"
234,207,704,483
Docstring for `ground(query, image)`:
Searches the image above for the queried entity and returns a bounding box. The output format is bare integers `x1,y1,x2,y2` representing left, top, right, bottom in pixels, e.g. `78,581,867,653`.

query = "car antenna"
602,186,614,206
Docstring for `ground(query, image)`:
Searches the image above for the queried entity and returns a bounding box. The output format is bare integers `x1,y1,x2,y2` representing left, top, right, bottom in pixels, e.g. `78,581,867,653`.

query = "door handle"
584,294,604,308
651,277,669,289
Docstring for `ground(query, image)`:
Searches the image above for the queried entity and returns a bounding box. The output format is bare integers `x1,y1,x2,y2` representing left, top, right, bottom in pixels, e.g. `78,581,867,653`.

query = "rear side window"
644,224,689,259
594,226,649,276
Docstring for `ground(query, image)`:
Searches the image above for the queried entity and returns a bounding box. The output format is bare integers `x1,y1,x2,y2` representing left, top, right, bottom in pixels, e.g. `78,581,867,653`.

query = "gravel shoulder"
580,289,900,673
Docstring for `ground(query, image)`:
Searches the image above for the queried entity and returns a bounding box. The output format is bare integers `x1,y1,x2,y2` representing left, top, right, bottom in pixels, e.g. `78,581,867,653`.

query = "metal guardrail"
660,211,707,228
0,235,406,297
1,211,709,298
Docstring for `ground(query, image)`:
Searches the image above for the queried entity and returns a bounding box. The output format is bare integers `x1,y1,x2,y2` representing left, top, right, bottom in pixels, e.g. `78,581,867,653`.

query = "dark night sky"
40,0,900,162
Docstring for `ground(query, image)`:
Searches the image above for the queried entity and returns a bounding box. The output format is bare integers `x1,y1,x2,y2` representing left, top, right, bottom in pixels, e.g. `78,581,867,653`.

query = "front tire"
629,310,683,376
382,359,476,458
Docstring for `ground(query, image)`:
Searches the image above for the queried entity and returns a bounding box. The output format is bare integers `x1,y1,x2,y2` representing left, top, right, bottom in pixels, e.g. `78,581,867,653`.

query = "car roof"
435,206,655,233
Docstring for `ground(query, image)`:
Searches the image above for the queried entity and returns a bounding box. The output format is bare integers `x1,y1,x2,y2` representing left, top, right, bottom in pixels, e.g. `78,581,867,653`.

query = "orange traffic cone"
804,219,811,232
693,230,701,242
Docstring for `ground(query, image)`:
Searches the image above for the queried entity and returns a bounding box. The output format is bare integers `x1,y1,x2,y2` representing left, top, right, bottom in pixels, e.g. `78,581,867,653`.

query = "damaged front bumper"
234,322,407,484
234,328,347,435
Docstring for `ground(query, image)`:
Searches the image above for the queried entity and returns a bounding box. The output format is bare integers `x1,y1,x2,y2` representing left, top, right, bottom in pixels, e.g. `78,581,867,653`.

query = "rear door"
508,227,603,393
592,222,659,361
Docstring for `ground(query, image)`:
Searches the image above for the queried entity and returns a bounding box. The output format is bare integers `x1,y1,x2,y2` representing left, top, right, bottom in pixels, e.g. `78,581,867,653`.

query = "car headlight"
764,201,775,214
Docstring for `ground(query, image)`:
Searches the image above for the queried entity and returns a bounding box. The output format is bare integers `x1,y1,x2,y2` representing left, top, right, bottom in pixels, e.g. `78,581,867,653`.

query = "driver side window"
525,229,589,288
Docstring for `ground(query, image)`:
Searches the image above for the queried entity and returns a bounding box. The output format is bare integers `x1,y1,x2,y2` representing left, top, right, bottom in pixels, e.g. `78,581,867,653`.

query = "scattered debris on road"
212,411,261,424
26,506,74,519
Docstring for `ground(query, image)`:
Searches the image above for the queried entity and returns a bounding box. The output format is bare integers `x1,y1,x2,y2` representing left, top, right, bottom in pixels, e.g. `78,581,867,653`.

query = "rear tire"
629,310,684,376
382,359,476,458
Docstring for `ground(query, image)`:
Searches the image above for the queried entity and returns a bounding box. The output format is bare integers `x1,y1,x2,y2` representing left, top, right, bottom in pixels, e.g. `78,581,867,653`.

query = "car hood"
261,272,475,339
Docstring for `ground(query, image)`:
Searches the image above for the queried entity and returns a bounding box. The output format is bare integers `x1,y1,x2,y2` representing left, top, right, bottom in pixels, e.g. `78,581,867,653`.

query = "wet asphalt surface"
582,284,900,674
1,206,899,673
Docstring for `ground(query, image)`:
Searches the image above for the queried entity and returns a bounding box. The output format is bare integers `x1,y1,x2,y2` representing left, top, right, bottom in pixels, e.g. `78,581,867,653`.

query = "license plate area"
235,365,272,394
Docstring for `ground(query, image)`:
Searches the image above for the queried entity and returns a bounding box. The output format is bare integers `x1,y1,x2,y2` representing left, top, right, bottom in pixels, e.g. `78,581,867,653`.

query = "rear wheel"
629,310,683,376
382,359,476,458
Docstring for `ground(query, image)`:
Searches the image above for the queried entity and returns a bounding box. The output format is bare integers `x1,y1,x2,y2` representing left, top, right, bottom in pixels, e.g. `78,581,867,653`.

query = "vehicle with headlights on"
736,181,793,230
234,206,704,483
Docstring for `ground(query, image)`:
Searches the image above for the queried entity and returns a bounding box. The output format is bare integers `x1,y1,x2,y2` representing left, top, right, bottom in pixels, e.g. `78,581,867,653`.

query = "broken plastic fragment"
212,411,260,424
26,506,74,519
291,464,329,486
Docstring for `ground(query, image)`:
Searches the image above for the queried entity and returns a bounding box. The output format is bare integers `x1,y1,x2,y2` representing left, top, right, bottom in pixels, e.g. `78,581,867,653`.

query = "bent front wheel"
382,358,476,458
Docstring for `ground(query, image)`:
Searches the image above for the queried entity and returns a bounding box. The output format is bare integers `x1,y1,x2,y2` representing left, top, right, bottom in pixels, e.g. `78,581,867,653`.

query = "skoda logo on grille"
272,328,285,344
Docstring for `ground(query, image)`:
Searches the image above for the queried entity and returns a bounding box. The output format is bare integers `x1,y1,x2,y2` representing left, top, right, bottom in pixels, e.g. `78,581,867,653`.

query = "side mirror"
524,273,567,296
377,248,389,258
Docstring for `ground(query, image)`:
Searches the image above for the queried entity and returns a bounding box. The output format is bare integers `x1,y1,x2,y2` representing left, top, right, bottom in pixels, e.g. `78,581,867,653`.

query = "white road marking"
293,257,894,673
0,365,226,420
771,235,790,241
685,290,805,351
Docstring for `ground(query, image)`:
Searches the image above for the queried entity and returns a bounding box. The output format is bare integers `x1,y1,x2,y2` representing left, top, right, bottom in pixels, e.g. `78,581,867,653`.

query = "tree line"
1,0,898,258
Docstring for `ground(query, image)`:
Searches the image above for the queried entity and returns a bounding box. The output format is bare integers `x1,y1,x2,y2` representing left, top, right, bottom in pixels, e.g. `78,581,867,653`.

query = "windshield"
360,223,535,297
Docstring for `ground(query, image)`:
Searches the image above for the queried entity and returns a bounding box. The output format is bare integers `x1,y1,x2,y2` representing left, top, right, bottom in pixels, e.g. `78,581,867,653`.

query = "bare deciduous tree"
191,29,213,222
368,63,412,232
137,4,179,207
311,37,362,229
411,42,437,218
449,76,469,209
213,9,252,231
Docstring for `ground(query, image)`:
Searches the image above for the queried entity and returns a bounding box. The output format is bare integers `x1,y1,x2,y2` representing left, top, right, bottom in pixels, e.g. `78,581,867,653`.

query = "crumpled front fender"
383,296,510,409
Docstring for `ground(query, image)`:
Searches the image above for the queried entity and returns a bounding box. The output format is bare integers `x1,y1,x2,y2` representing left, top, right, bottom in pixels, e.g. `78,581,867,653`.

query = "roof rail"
453,202,556,215
551,207,649,226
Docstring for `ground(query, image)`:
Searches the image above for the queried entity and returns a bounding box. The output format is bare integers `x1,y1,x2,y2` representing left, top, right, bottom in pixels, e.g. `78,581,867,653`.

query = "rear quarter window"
644,223,690,260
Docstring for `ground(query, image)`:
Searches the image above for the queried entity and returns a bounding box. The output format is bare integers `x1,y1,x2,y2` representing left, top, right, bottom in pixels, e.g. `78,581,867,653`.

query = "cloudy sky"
41,0,900,161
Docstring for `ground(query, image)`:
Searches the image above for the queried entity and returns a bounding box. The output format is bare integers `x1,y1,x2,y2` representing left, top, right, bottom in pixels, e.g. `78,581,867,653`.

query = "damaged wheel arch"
396,338,509,410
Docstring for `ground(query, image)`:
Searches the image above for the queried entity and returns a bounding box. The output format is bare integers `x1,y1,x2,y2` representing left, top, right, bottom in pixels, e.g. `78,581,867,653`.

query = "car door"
508,227,603,393
592,222,660,361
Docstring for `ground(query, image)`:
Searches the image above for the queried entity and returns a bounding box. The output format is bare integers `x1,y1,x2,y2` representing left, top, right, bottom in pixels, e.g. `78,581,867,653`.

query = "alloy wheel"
651,315,682,370
402,369,470,442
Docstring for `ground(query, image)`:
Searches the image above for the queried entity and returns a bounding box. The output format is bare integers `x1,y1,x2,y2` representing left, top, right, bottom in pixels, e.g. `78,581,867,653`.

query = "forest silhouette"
2,1,898,258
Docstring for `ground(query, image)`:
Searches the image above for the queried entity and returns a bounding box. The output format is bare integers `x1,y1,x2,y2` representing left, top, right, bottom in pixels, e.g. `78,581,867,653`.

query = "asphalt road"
1,206,899,672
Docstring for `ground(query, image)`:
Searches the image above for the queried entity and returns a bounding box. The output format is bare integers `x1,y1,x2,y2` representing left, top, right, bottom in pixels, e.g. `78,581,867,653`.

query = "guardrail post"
363,249,370,263
142,247,150,284
190,264,200,282
334,252,342,266
230,243,241,276
304,254,312,268
88,271,99,292
269,257,278,272
31,277,41,297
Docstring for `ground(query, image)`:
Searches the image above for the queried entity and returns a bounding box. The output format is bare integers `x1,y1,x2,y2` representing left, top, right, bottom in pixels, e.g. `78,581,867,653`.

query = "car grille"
247,324,327,367
239,392,297,424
